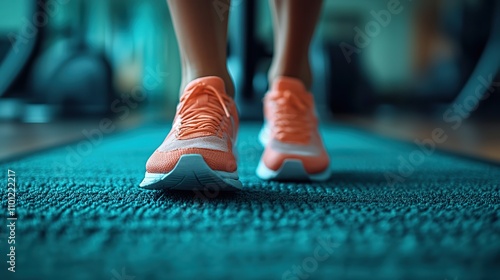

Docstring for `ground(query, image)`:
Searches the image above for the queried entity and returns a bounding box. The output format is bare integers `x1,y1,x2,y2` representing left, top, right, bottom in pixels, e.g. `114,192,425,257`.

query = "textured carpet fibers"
1,123,499,280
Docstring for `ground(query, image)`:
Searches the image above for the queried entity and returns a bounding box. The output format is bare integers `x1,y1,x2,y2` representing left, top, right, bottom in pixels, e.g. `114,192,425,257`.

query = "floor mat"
1,123,499,280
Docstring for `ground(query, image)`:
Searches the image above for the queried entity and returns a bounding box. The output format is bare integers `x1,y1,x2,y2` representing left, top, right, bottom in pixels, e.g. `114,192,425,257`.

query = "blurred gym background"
1,0,499,161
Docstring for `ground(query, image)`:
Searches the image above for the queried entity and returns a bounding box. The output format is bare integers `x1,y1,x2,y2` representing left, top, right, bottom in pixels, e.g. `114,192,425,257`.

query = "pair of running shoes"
140,76,330,190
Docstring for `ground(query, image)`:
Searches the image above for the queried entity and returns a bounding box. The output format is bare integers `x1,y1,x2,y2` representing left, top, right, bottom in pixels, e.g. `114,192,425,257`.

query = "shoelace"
267,90,314,144
176,83,231,139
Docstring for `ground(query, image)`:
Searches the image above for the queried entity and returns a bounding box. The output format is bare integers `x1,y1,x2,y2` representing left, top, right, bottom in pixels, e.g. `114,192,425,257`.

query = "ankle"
268,60,312,89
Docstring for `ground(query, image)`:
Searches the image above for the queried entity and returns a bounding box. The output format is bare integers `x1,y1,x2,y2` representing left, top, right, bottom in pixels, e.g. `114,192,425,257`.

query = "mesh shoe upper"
261,77,329,174
145,76,238,174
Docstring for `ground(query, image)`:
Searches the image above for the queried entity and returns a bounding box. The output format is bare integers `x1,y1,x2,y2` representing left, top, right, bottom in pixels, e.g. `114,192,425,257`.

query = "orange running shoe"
140,76,241,190
257,77,331,181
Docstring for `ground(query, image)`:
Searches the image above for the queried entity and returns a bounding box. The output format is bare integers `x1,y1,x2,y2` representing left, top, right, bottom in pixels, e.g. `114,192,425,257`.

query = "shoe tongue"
269,77,312,106
196,94,209,106
186,76,226,107
271,77,307,93
185,76,226,93
183,76,227,108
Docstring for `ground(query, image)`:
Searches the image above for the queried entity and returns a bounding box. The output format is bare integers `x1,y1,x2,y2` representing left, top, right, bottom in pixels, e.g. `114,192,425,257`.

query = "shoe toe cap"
146,148,237,174
262,147,329,174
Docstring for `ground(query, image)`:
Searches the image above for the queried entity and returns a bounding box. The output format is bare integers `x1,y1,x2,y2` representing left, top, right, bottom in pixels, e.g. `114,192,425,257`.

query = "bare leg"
167,0,234,97
268,0,323,89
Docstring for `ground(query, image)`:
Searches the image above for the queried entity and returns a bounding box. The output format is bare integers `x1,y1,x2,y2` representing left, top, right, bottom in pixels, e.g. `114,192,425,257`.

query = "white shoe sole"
257,124,331,181
256,159,331,181
139,154,242,191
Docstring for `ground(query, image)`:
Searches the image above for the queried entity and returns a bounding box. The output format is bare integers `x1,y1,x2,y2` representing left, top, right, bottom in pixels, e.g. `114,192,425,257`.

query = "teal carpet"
1,123,499,280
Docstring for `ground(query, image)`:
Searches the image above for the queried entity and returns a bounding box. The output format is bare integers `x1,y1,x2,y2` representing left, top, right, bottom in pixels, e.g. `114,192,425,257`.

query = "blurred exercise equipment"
0,0,114,122
449,0,500,116
26,0,114,120
0,1,37,100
